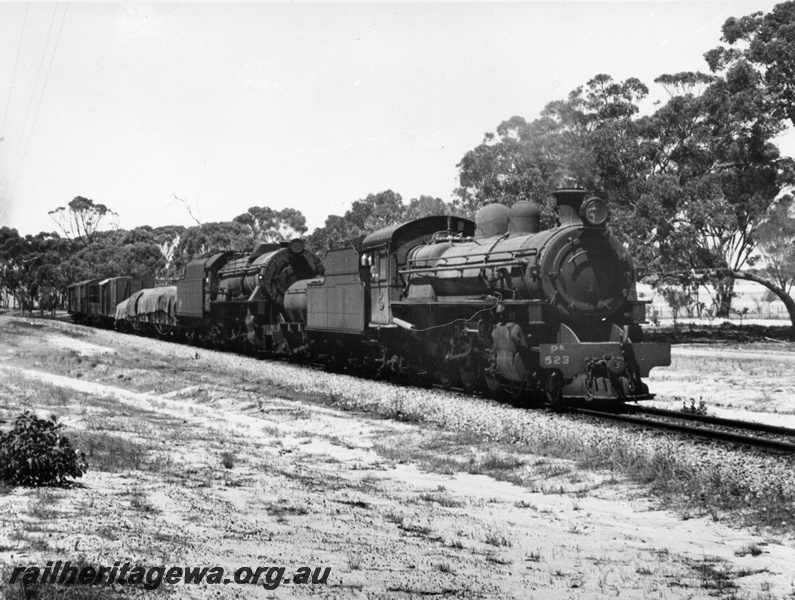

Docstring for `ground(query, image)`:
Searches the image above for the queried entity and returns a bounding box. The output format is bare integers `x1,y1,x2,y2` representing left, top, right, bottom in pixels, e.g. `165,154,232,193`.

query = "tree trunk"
714,276,735,318
731,271,795,330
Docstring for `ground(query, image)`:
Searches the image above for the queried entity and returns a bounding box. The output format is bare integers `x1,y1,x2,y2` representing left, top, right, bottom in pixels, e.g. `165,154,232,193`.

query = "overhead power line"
2,3,68,203
9,4,69,200
0,3,29,139
5,4,58,178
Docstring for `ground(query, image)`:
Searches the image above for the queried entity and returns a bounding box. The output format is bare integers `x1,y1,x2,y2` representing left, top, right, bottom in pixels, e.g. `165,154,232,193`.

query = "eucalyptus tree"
735,193,795,324
306,190,407,254
48,196,117,246
233,206,308,244
705,0,795,128
0,228,71,312
633,68,792,317
453,63,795,321
173,222,252,271
454,75,649,221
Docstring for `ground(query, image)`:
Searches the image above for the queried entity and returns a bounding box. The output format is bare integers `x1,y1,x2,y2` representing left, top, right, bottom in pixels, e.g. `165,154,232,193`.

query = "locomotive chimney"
552,188,589,227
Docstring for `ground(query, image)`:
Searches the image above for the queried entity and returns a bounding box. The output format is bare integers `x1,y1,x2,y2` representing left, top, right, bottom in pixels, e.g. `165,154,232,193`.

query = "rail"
575,407,795,453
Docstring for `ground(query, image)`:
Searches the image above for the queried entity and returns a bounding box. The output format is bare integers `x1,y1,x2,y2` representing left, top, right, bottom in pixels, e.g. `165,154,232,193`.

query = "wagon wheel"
326,348,347,372
438,358,458,389
501,380,527,403
459,354,482,393
483,370,501,398
545,370,568,411
435,341,458,389
154,317,172,337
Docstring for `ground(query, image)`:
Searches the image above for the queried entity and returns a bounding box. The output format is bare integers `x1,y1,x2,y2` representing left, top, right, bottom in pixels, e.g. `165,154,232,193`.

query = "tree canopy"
452,50,795,320
705,1,795,127
6,1,795,327
47,196,117,246
306,191,459,254
233,206,308,243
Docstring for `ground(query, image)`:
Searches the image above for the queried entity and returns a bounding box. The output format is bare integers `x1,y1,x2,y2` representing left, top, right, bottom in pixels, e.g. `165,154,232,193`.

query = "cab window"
372,254,380,283
359,252,373,284
373,250,389,282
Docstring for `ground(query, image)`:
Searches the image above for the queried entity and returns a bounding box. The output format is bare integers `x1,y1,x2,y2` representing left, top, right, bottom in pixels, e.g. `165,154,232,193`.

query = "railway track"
575,405,795,453
431,375,795,454
46,315,795,454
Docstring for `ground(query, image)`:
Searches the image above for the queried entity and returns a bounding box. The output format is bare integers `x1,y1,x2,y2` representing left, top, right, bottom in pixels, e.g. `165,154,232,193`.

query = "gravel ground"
2,315,795,599
120,326,795,517
10,316,795,520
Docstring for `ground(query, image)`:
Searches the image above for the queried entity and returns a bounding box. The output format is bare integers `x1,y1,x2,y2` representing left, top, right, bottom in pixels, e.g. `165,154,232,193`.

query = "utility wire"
5,4,57,175
2,4,61,202
8,3,68,201
0,3,29,138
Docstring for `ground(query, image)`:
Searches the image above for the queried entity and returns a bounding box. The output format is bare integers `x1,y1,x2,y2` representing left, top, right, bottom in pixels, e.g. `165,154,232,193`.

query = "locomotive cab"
360,216,476,327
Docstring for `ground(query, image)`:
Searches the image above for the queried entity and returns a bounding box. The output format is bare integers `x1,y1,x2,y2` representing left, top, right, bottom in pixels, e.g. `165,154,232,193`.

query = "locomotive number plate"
539,342,623,378
541,345,570,367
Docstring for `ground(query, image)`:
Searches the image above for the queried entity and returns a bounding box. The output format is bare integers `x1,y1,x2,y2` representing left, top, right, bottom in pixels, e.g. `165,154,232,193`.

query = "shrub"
221,451,235,469
0,412,88,487
681,399,708,416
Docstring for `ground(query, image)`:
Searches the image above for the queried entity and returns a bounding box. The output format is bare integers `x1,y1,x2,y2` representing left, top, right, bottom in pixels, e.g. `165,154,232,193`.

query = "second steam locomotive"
67,188,670,408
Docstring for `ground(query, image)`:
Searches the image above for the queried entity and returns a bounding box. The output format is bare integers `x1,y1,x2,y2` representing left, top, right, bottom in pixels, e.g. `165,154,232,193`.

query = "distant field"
638,280,791,322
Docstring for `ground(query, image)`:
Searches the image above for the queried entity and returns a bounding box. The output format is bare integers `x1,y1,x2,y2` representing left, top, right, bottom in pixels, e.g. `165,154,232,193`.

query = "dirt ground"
646,345,795,428
1,316,795,599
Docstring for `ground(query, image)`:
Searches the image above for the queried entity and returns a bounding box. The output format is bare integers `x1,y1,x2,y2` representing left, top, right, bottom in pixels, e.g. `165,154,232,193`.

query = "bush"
0,412,88,487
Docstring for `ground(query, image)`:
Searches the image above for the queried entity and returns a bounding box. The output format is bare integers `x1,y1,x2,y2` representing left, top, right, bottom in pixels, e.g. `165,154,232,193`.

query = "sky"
1,1,793,237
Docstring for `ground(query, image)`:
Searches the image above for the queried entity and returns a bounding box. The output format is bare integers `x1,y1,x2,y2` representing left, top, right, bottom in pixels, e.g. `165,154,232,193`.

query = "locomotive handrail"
408,248,538,264
568,250,588,264
429,230,473,243
405,247,538,270
399,258,528,276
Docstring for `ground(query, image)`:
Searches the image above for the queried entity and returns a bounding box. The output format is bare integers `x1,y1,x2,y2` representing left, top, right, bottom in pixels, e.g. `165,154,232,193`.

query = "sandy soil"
1,316,794,599
646,345,795,427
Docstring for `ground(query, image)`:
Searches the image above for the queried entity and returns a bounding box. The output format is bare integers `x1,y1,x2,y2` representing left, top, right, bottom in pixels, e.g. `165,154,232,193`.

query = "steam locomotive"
67,188,670,408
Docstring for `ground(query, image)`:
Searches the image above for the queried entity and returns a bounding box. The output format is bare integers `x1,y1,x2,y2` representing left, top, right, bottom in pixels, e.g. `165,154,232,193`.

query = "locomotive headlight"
288,239,305,254
580,197,609,227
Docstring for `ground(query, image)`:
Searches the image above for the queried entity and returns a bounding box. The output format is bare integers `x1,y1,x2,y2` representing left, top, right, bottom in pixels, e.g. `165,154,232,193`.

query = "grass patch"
417,492,465,508
373,420,795,533
484,532,512,547
435,562,453,573
264,500,310,519
128,490,158,514
691,558,738,594
69,431,153,473
10,315,795,539
734,543,764,557
486,555,512,566
220,451,235,469
399,521,433,536
373,432,566,491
